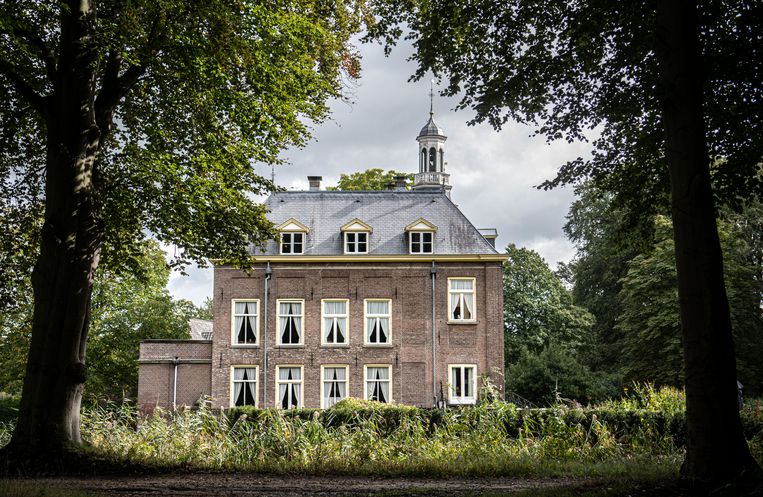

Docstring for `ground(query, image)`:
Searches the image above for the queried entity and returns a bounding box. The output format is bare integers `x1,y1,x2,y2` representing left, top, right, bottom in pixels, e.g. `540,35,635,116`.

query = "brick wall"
137,340,212,414
211,261,505,409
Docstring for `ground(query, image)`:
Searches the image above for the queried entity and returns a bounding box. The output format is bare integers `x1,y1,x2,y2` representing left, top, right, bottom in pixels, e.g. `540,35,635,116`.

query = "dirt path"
11,474,604,497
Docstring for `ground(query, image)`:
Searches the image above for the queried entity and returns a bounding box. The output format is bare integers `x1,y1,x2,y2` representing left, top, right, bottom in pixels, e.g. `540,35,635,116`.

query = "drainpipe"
172,356,179,411
431,261,437,407
263,263,272,408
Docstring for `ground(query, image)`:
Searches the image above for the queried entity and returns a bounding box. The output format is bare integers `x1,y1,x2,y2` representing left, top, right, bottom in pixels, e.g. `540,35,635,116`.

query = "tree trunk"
655,0,761,488
3,1,103,469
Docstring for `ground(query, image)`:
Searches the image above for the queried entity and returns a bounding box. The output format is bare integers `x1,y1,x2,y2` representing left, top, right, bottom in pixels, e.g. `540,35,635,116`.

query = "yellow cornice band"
212,254,507,264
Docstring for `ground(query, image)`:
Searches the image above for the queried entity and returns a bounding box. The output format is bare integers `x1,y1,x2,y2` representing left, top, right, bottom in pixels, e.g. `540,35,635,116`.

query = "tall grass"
1,386,759,477
72,397,684,476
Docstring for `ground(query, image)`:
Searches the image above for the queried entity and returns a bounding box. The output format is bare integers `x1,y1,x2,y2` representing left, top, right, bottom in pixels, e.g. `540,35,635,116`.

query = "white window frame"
280,231,305,255
447,277,477,323
275,365,304,409
448,364,477,405
409,231,434,254
231,299,259,347
321,299,349,346
276,299,305,346
364,299,392,346
230,365,259,407
320,365,349,408
344,231,369,254
363,364,392,403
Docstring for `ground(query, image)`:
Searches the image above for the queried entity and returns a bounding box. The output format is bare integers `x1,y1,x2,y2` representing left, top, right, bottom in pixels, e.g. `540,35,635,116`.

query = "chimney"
394,175,407,191
307,176,322,191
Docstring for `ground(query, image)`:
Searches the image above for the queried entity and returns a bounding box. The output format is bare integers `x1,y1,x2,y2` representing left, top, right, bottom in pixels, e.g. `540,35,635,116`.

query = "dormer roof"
254,190,498,257
276,218,310,232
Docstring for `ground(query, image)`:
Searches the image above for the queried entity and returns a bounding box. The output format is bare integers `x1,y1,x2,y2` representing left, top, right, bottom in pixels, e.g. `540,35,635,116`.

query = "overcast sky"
168,38,592,305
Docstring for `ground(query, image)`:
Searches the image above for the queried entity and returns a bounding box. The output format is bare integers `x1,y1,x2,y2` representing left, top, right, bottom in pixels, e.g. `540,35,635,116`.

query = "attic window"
405,218,437,255
276,218,309,255
341,219,373,255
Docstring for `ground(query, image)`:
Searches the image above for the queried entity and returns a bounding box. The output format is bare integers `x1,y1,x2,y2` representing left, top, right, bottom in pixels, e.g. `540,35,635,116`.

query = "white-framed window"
231,366,258,407
231,299,259,346
321,365,349,408
364,299,391,345
448,278,476,322
448,364,477,405
409,231,434,254
280,232,304,254
276,365,303,409
344,231,369,254
322,299,349,345
277,300,304,345
364,365,392,403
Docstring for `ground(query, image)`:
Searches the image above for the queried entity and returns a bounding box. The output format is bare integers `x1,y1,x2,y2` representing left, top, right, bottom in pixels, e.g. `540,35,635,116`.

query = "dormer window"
405,218,437,255
341,219,372,255
410,232,433,254
276,218,309,255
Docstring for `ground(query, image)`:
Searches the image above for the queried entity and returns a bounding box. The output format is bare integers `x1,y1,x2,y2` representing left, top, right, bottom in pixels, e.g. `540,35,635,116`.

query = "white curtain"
323,368,347,407
462,294,473,319
324,301,345,314
367,367,390,403
450,293,460,319
233,368,245,403
451,280,473,291
464,367,473,397
367,301,388,314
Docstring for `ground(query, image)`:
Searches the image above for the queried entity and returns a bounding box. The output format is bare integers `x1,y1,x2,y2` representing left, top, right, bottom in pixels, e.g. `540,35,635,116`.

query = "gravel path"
13,474,595,497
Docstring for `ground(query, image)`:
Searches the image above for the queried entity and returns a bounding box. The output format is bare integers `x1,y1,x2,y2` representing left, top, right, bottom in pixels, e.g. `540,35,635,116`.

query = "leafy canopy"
0,0,369,271
368,1,762,210
327,168,413,191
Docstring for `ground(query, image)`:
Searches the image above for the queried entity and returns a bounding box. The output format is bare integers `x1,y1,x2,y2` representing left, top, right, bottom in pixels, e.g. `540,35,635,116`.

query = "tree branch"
8,25,57,83
0,59,45,114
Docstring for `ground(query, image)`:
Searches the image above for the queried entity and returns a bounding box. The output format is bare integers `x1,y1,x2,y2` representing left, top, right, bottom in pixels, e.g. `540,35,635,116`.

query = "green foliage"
0,0,369,272
617,211,763,393
85,243,198,402
506,344,617,407
326,169,414,191
4,388,763,475
0,394,19,424
0,242,207,401
502,244,594,364
562,183,648,377
368,2,762,209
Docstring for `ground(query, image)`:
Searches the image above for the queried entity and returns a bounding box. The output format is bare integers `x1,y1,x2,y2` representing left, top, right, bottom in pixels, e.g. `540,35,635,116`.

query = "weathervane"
429,80,435,116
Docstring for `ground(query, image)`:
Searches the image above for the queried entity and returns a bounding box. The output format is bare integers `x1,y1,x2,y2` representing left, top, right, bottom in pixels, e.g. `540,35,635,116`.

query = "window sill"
447,320,478,325
363,343,394,348
448,399,476,406
321,344,351,348
276,344,305,348
231,344,260,349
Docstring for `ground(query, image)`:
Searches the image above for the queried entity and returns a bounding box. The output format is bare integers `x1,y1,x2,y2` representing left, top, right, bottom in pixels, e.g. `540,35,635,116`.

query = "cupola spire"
414,81,451,197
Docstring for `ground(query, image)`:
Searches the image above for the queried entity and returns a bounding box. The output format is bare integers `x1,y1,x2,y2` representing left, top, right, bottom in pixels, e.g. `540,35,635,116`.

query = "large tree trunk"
3,1,103,468
655,0,761,488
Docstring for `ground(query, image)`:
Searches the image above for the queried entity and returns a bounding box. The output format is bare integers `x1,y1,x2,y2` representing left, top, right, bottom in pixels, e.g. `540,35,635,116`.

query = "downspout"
172,356,179,411
431,261,437,407
263,263,272,408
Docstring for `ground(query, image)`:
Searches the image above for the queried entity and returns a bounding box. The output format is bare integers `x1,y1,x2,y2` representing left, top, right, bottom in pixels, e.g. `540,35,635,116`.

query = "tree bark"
655,0,761,488
3,0,104,468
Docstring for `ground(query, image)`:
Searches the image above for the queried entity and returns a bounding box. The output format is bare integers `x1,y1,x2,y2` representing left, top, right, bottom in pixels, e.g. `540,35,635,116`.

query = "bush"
0,393,19,424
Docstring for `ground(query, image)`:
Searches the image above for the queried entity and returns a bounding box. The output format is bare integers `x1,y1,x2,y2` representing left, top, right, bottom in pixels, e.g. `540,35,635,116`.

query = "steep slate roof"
254,190,498,256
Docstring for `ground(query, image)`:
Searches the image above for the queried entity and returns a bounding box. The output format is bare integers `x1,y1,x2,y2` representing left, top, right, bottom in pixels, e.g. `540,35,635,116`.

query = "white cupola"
413,84,452,197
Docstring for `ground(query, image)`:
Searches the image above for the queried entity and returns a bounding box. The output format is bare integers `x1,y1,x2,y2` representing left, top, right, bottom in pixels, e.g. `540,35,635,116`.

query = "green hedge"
225,401,763,448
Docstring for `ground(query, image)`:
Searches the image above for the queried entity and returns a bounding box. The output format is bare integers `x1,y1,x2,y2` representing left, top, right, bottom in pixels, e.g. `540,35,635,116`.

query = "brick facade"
210,260,504,409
